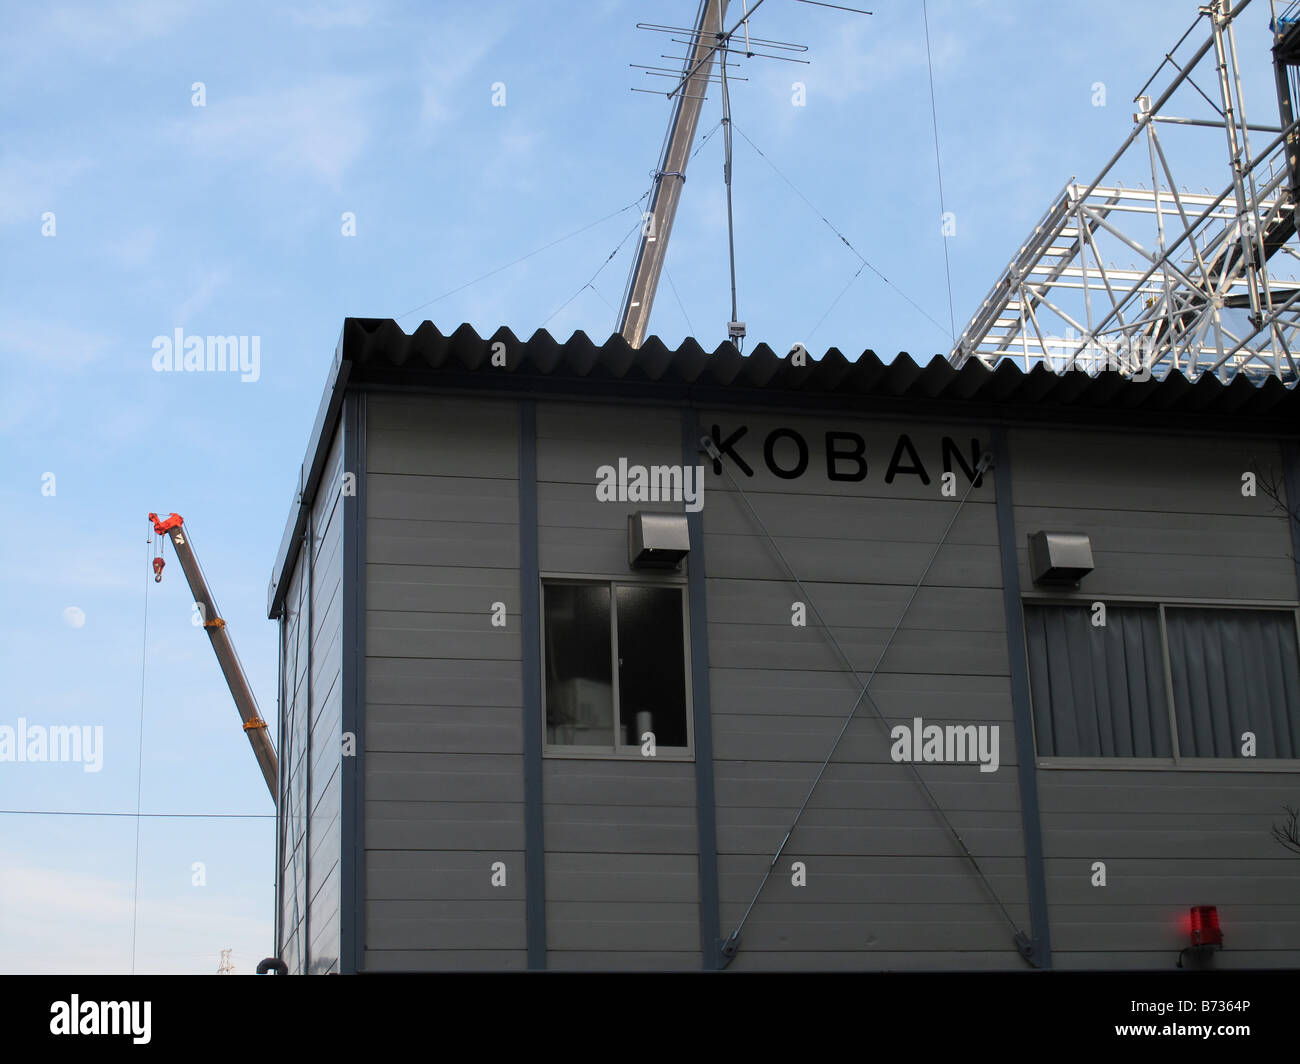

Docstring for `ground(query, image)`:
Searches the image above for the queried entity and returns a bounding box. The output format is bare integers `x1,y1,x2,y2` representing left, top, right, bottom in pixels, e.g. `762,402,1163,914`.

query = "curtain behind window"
1025,604,1171,757
1165,608,1300,758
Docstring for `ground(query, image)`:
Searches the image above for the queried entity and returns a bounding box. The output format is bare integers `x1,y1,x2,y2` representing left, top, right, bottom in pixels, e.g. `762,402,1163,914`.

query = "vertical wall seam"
991,425,1053,969
519,399,547,969
684,409,722,969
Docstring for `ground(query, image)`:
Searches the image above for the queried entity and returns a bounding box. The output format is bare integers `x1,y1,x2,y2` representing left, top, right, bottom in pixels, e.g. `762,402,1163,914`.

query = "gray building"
267,318,1300,972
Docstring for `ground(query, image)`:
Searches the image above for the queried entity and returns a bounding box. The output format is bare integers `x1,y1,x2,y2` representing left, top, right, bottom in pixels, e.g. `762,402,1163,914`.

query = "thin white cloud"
0,318,110,371
0,155,92,227
173,271,228,325
177,76,374,186
289,2,376,30
0,854,270,975
20,0,187,56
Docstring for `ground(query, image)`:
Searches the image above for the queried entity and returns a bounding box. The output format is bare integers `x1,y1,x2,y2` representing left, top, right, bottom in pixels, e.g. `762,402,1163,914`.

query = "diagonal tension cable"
700,440,1028,964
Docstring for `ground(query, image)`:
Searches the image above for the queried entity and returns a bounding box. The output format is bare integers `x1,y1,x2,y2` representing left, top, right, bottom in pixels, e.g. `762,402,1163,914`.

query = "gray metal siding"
535,401,703,967
277,422,344,975
698,411,1030,969
362,394,526,970
1010,428,1300,969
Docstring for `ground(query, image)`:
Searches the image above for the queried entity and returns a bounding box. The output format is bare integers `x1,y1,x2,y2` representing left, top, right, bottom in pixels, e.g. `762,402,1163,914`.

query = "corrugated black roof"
341,317,1300,424
268,317,1299,616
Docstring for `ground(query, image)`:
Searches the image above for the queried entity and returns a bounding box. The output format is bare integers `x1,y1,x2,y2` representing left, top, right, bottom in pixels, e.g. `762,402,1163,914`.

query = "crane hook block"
147,512,185,536
152,556,165,583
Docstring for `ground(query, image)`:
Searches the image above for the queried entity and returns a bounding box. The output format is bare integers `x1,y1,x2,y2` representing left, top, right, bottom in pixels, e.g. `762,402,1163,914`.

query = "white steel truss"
951,0,1300,384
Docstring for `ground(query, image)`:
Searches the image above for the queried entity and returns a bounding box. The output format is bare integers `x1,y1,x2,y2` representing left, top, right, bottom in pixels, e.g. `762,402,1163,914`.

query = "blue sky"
0,0,1284,973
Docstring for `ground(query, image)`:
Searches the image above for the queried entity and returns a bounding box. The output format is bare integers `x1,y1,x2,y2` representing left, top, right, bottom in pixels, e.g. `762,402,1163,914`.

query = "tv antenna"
616,0,870,350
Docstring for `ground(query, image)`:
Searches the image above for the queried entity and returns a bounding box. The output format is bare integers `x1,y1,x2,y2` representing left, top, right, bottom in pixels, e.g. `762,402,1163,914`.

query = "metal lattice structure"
951,0,1300,383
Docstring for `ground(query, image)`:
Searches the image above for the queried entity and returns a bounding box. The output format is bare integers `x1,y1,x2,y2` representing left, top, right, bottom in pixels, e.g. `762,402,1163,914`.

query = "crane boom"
617,0,729,347
149,512,278,804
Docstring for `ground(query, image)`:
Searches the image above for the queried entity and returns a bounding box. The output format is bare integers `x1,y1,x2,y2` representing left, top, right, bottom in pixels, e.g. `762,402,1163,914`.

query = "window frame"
1022,591,1300,772
539,571,695,762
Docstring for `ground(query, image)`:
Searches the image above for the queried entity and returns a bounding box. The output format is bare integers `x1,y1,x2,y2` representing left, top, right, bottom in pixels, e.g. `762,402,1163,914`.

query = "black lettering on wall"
884,433,930,485
941,436,986,487
764,428,809,480
709,424,754,477
825,431,868,482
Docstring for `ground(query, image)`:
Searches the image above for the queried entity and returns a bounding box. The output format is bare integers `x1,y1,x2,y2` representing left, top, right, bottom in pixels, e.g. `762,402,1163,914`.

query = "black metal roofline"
346,368,1300,438
267,318,1300,615
267,331,351,619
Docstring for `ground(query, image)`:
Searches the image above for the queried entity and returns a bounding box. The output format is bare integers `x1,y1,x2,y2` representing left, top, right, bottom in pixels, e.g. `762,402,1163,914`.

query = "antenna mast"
618,0,730,348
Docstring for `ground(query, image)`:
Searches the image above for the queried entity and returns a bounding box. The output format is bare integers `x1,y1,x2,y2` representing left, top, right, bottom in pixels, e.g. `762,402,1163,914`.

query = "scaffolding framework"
951,0,1300,383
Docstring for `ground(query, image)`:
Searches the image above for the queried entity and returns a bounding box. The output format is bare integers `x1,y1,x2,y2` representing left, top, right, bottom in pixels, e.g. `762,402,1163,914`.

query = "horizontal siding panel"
546,951,700,970
368,517,519,569
714,912,1024,952
1008,430,1282,516
536,401,682,444
368,609,520,660
717,818,1023,858
542,758,695,797
703,535,1002,588
719,855,1027,905
366,913,525,951
547,908,699,951
367,849,526,900
1039,773,1300,814
366,657,521,707
725,949,1025,970
1050,909,1300,952
1015,504,1293,560
539,481,685,530
706,578,1005,632
708,625,1009,676
364,949,527,971
543,804,698,854
367,395,518,479
1045,860,1300,905
364,752,524,802
365,800,525,850
714,761,1021,812
367,563,520,613
366,704,522,754
1051,948,1296,970
712,716,1018,767
368,472,518,524
1018,547,1295,601
702,489,998,544
545,852,699,902
710,668,1012,718
1040,823,1284,860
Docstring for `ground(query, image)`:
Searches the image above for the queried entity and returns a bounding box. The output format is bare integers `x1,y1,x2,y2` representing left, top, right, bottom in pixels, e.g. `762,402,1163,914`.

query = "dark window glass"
1165,608,1300,758
616,584,688,747
544,583,613,746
